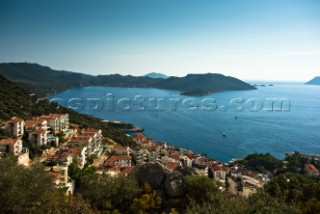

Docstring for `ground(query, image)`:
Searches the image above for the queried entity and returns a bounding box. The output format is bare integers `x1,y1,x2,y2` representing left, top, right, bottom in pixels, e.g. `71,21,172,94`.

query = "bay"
50,83,320,162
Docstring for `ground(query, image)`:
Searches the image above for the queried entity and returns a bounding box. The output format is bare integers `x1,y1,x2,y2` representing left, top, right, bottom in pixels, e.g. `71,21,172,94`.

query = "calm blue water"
51,84,320,162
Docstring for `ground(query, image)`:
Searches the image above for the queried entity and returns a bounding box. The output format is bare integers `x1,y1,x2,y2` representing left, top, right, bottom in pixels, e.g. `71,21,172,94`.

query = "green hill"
0,63,255,96
0,63,94,96
0,75,135,147
154,73,256,95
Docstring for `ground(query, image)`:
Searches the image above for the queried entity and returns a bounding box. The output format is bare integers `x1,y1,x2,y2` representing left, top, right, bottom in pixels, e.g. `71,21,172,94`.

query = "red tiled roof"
185,153,198,160
9,117,24,123
113,145,128,151
107,155,132,162
69,147,84,155
140,140,151,145
104,155,132,167
41,113,68,119
0,138,20,144
305,163,319,174
132,133,145,139
166,162,180,170
25,118,46,127
69,136,92,143
205,161,216,167
147,146,158,152
32,128,47,134
211,165,221,171
46,152,69,160
131,147,141,152
169,153,181,161
166,147,176,152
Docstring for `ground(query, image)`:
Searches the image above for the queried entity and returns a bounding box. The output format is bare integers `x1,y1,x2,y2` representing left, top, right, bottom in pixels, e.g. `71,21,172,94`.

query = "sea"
50,82,320,162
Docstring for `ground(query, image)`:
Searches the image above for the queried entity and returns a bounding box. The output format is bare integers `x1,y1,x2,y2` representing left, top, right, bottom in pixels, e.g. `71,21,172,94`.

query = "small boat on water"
222,133,227,137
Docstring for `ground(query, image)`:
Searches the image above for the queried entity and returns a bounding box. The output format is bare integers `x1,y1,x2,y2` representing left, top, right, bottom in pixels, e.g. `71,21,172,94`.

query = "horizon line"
0,61,316,82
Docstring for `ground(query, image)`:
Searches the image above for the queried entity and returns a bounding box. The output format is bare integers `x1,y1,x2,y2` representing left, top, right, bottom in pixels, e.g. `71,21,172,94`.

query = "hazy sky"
1,0,319,81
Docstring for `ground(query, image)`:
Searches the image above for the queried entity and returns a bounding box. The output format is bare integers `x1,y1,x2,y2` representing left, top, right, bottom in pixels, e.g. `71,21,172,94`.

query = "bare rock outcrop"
131,163,167,188
164,171,185,197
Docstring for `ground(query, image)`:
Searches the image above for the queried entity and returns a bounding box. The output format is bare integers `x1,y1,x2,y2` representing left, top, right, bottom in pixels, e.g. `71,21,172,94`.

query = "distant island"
0,63,256,96
305,76,320,85
143,72,169,79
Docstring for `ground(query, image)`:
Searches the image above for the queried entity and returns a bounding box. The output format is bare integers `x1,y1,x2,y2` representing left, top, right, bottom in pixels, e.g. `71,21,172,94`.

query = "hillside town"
1,114,319,198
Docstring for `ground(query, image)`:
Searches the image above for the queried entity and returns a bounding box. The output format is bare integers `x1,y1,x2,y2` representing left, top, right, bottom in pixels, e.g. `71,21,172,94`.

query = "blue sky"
0,0,319,81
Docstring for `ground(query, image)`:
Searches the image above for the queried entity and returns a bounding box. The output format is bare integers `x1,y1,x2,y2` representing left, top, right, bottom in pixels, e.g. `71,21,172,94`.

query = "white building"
5,117,25,137
0,137,23,156
28,128,48,146
40,113,69,134
0,138,30,166
68,146,88,169
79,129,103,153
105,155,132,168
25,118,48,132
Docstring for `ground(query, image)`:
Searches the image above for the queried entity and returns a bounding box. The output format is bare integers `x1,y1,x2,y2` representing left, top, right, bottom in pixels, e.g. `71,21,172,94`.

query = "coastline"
52,84,320,163
102,120,144,132
103,119,235,164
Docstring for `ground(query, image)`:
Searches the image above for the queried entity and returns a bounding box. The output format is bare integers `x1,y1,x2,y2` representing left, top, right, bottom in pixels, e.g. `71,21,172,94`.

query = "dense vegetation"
0,63,255,96
231,152,284,173
2,157,320,214
0,75,135,147
106,121,136,131
232,152,318,175
0,63,93,96
0,157,95,213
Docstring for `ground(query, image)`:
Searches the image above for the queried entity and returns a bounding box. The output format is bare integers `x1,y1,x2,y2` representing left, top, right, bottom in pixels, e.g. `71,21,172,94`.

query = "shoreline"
103,119,236,164
102,120,144,132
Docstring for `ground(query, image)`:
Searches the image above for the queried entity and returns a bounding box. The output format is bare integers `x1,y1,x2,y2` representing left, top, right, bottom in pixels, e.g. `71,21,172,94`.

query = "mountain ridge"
144,72,169,79
305,76,320,85
0,62,256,96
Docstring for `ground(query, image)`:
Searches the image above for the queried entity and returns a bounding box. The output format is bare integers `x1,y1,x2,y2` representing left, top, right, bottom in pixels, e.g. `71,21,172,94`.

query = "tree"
282,152,308,174
81,174,141,212
130,182,162,214
0,157,96,213
299,198,320,214
264,173,320,204
37,190,97,214
186,191,248,214
234,153,283,173
0,157,52,213
186,188,295,214
184,175,219,203
68,162,82,182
